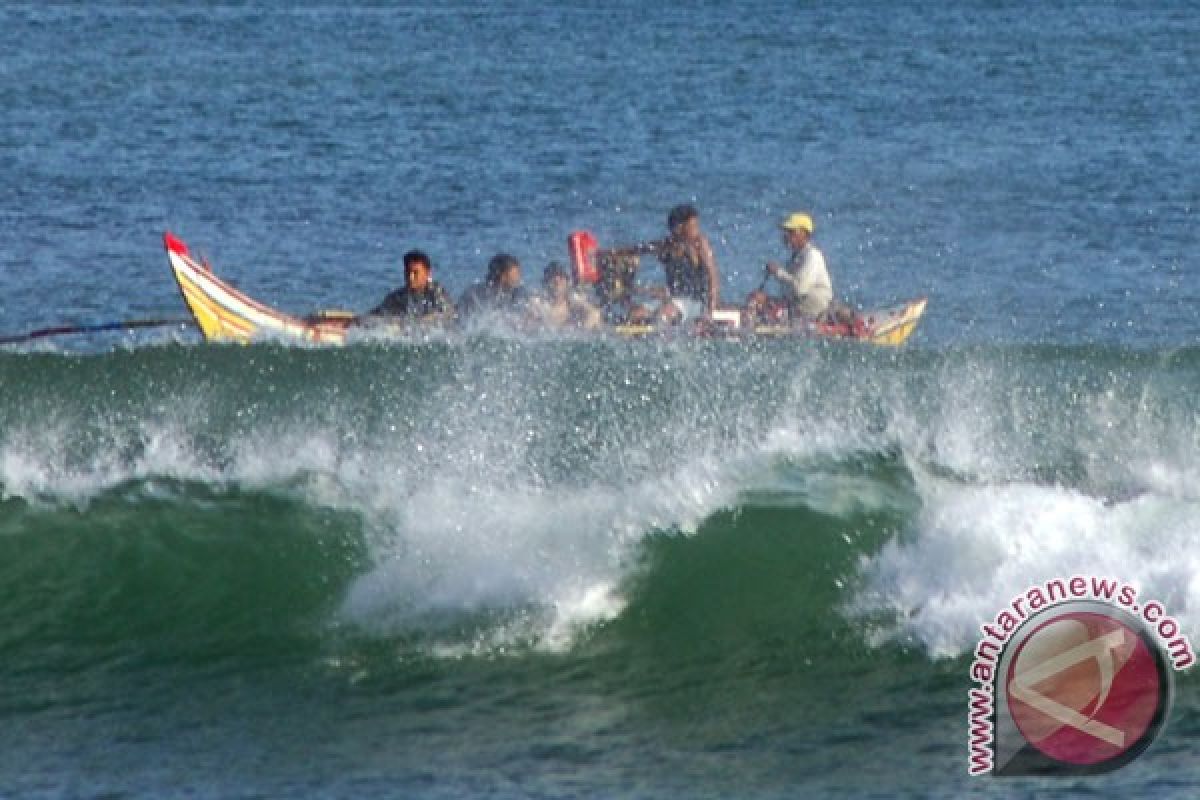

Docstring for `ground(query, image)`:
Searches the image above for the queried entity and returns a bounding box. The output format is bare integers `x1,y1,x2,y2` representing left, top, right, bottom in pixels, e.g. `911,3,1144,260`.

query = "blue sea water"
3,2,1197,346
1,3,1199,798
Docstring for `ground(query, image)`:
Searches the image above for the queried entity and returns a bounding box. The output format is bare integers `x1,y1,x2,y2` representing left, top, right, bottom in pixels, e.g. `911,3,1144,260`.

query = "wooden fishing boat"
164,231,926,345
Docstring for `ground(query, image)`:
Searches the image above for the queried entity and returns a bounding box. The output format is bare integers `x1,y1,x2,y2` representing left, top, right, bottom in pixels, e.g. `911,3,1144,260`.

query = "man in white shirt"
766,212,832,320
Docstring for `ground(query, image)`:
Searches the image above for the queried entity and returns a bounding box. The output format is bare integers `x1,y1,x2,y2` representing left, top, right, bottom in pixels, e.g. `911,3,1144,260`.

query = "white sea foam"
336,444,746,652
0,419,217,505
4,344,1197,660
850,456,1200,659
0,350,768,655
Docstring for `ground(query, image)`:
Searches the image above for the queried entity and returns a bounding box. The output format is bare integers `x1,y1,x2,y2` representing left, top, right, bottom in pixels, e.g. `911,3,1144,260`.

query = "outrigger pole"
0,317,196,346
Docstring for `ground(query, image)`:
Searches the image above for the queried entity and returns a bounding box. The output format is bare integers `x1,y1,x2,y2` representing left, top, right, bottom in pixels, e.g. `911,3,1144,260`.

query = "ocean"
1,3,1198,798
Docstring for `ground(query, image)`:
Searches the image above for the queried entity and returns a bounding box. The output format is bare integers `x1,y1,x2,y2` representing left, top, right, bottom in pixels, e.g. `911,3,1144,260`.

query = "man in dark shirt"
458,253,532,320
598,204,721,322
368,250,454,323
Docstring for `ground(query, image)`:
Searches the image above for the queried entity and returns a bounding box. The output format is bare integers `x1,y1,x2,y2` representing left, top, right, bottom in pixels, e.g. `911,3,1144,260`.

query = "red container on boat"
568,230,600,284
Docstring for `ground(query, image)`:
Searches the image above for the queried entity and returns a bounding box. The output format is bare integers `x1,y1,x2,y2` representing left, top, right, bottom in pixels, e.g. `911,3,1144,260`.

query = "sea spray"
2,341,1199,659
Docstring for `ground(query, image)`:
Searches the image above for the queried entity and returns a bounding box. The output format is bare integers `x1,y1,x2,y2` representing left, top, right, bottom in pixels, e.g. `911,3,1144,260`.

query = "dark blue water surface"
2,4,1200,799
2,2,1197,346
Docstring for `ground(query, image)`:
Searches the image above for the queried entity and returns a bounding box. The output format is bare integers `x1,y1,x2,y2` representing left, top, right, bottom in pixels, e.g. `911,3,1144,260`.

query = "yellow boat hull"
165,233,351,344
860,297,928,346
164,232,926,346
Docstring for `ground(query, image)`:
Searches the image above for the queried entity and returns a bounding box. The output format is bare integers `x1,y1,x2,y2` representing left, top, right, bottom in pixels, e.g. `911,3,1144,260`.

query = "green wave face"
3,341,1197,658
2,340,1198,796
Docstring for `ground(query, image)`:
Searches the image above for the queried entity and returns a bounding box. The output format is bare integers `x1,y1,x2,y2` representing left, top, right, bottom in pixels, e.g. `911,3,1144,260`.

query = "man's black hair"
487,253,520,285
667,204,699,231
403,250,431,270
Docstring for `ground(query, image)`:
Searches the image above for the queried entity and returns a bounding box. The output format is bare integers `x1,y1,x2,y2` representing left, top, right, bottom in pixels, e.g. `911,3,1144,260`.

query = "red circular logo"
1005,611,1165,766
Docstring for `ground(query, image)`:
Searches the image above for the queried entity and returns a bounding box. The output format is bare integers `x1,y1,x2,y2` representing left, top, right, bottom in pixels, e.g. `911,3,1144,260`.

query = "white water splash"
850,459,1200,659
335,445,746,652
5,343,1198,660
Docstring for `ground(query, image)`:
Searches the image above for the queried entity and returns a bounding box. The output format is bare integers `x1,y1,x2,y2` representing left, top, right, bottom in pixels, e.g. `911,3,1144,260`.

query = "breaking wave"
1,341,1197,666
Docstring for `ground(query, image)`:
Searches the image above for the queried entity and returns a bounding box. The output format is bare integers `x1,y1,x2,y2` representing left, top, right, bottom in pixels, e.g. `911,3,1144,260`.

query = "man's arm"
771,251,830,307
769,264,806,296
600,239,664,259
700,237,719,313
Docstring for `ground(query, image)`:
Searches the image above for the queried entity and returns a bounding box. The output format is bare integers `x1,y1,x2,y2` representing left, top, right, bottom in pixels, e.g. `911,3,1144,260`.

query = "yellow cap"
781,212,814,234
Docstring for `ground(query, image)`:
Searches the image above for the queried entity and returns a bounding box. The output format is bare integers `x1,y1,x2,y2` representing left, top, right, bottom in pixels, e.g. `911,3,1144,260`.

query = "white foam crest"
0,419,218,505
0,409,404,511
338,446,744,652
1134,461,1200,503
1078,380,1200,500
761,399,878,460
879,352,1048,485
851,467,1200,658
0,407,720,654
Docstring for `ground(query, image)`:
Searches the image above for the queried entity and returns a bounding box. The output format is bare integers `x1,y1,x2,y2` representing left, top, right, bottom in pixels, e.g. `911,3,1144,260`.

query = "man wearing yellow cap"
767,212,832,320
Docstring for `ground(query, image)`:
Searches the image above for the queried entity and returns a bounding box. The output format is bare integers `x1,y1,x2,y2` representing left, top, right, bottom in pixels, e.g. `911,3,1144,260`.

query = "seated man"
528,262,603,330
458,253,532,320
765,212,833,321
600,204,721,323
365,249,454,324
593,251,655,325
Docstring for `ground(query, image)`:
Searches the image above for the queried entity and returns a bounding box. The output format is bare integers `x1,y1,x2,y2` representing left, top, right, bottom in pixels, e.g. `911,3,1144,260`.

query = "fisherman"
593,251,654,325
600,204,721,322
366,249,454,323
528,262,603,330
766,212,833,321
458,253,532,319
